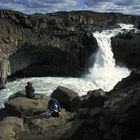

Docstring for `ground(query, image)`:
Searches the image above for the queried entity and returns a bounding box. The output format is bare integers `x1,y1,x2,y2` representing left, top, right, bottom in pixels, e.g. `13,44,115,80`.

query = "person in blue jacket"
25,82,35,99
42,98,61,118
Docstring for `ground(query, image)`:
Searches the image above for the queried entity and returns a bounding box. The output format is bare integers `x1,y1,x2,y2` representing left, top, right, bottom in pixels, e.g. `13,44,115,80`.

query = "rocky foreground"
0,70,140,140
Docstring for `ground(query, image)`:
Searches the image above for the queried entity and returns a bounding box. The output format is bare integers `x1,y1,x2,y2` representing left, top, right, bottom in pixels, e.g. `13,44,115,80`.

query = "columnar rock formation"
0,10,140,85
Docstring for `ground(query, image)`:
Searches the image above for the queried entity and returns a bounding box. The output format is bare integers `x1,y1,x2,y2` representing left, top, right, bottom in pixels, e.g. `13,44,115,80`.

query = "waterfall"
84,24,136,91
0,24,137,108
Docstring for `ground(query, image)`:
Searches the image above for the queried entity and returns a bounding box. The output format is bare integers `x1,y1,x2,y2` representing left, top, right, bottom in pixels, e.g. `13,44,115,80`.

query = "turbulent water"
0,24,137,108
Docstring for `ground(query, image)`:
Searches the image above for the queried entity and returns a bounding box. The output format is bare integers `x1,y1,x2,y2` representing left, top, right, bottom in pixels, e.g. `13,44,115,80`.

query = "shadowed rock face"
0,10,99,79
0,10,140,80
111,31,140,68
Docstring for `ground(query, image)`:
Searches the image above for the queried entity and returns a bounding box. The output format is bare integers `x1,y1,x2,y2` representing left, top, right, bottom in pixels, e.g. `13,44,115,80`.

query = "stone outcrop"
101,70,140,140
82,89,106,108
5,91,49,117
51,86,81,111
111,31,140,68
66,70,140,140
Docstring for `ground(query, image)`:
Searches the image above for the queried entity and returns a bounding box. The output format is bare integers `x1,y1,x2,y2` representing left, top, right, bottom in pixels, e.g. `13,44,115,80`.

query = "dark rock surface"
5,91,49,117
82,89,106,108
51,86,81,111
101,70,140,140
0,10,100,79
67,70,140,140
0,10,140,82
0,108,9,121
0,80,5,90
1,70,140,140
111,31,140,68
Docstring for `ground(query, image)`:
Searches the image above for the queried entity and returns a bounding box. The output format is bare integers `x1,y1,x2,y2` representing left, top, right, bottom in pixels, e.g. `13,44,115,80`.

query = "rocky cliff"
111,31,140,69
0,10,140,88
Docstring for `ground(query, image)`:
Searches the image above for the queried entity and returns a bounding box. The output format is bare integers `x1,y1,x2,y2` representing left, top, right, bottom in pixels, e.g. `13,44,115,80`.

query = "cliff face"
0,10,140,83
111,31,140,68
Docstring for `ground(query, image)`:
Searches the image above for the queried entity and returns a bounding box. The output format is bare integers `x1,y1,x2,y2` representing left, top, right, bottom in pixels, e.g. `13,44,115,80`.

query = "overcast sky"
0,0,139,15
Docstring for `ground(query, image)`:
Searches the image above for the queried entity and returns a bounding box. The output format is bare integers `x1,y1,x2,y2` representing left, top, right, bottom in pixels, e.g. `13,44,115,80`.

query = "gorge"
0,23,138,108
0,10,140,140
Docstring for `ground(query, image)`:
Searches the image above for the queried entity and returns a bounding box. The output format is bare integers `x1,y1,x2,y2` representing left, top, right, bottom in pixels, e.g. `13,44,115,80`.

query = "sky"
0,0,139,15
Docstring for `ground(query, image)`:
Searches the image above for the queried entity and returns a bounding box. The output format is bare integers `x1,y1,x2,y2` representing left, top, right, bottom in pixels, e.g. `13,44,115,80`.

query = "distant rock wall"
0,10,140,81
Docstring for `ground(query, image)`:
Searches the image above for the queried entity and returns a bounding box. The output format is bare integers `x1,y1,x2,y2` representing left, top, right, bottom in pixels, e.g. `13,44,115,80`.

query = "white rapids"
0,24,137,108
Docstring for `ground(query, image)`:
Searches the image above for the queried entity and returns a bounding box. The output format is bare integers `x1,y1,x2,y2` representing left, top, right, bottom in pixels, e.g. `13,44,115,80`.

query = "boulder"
51,86,81,111
5,91,49,117
82,89,106,108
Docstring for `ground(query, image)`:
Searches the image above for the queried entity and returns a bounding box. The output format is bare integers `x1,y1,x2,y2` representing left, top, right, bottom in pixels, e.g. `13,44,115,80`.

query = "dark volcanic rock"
51,86,81,111
82,89,106,108
102,70,140,140
111,31,140,68
0,79,5,90
0,10,99,79
5,91,49,117
0,108,9,121
62,70,140,140
0,10,140,80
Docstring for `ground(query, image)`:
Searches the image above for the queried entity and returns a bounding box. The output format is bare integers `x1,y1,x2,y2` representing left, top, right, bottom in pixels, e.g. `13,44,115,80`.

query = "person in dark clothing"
25,82,35,99
41,98,61,117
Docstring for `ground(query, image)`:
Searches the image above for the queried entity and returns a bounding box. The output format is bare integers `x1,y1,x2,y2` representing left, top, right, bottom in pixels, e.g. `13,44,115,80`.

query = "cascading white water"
0,24,137,108
85,24,135,91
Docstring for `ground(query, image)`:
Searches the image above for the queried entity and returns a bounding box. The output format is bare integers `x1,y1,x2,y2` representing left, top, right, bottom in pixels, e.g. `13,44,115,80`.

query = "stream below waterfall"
0,24,137,108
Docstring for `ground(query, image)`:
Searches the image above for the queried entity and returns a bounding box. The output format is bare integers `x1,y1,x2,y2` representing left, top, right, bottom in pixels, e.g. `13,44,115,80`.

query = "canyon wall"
111,31,140,69
0,10,140,87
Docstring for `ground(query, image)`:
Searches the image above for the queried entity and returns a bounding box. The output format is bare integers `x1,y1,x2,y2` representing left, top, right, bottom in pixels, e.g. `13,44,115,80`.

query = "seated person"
42,98,61,118
25,82,35,99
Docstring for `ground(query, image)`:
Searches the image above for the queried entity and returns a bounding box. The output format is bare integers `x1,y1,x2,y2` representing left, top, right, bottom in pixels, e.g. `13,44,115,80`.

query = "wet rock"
5,91,49,117
51,86,81,111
